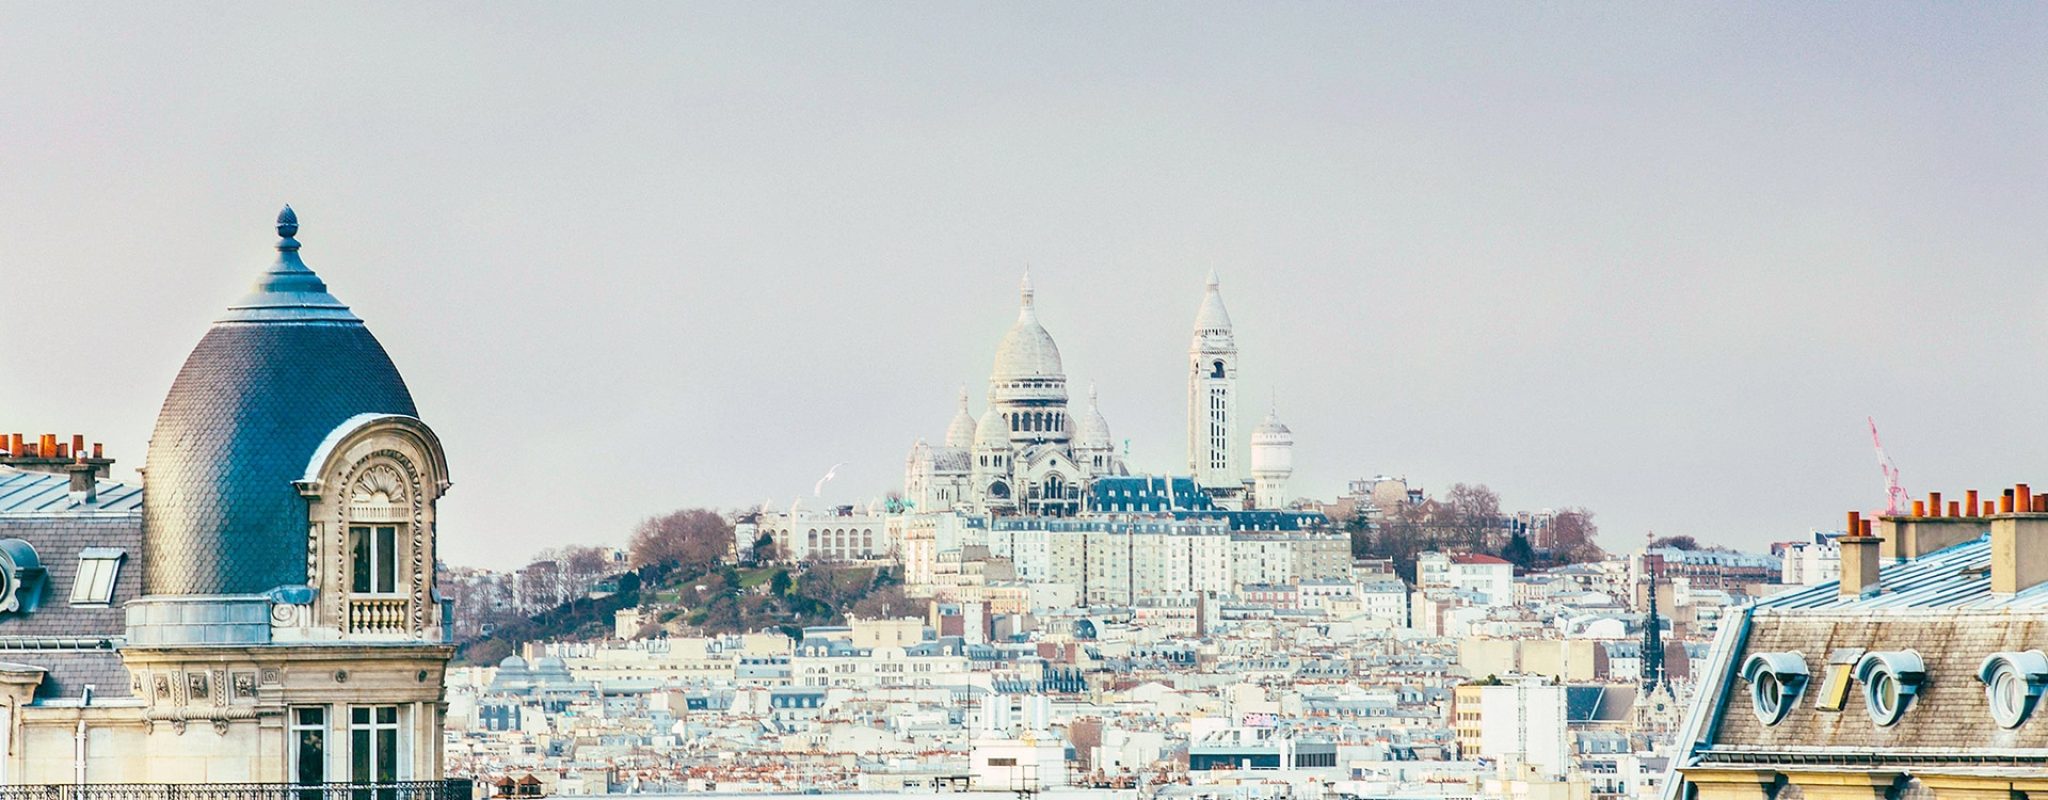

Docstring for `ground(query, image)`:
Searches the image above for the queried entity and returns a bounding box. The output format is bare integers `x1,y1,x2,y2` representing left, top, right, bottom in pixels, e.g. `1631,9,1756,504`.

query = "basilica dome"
943,387,976,449
974,408,1008,449
990,272,1065,381
142,208,419,596
1075,386,1113,448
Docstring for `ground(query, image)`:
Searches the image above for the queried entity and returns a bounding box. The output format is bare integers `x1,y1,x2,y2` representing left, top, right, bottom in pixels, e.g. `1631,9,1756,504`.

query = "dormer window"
1741,652,1809,725
1980,651,2048,729
1856,650,1926,727
69,547,125,606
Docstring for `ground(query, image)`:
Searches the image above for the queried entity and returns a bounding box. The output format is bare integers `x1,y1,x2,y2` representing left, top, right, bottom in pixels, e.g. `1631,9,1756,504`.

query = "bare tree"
516,560,564,612
1444,483,1502,549
849,584,917,620
1551,507,1604,564
630,508,734,570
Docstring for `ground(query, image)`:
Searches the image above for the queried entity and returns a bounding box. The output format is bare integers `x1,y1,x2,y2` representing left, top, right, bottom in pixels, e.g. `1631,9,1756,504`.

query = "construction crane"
1869,417,1910,516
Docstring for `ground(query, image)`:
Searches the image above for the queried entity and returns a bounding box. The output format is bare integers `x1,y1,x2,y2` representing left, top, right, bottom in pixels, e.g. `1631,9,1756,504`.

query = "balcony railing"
0,782,471,800
348,597,410,634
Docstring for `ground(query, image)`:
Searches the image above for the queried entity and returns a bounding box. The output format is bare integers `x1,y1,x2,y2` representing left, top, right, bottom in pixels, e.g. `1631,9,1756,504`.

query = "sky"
3,4,2046,568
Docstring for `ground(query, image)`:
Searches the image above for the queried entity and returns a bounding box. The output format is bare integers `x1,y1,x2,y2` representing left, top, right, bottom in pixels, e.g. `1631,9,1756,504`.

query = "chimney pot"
1969,490,1982,515
1913,500,1927,516
1931,492,1945,517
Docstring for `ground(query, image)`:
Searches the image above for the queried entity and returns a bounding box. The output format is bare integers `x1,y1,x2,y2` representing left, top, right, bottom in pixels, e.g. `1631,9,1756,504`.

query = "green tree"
1502,530,1535,569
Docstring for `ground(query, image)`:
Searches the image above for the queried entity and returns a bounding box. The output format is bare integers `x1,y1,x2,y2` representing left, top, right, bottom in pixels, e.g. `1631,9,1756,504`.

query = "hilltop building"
0,209,461,794
903,272,1295,517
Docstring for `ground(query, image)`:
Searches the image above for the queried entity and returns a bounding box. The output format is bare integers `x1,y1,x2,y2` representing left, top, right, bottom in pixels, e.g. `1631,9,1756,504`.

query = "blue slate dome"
142,207,418,596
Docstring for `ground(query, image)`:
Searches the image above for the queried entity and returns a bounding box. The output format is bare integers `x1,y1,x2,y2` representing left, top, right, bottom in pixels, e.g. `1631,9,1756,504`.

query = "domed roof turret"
974,407,1010,449
1075,385,1113,448
143,208,419,596
943,386,976,448
991,271,1065,381
1253,409,1292,442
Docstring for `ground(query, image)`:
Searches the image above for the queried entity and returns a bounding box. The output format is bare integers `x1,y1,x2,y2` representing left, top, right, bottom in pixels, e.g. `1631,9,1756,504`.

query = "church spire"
1643,560,1666,690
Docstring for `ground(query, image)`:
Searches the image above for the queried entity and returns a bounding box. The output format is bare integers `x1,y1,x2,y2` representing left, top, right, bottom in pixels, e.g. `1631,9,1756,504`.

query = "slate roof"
1091,476,1215,512
0,466,143,702
23,650,130,700
0,511,141,639
142,214,417,596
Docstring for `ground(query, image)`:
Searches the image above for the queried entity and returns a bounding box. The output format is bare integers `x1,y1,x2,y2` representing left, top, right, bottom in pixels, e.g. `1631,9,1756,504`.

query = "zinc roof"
0,467,143,514
1752,534,2048,613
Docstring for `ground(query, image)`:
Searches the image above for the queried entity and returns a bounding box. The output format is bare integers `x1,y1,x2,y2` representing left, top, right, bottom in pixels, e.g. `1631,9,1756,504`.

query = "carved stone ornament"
352,464,408,504
233,672,257,700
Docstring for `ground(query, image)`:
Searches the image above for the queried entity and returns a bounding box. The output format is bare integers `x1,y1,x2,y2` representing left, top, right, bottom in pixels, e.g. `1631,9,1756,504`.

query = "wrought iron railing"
0,781,471,800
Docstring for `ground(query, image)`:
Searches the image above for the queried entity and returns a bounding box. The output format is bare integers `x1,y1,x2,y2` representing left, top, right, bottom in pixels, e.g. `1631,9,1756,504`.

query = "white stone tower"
1188,271,1241,503
1249,408,1294,510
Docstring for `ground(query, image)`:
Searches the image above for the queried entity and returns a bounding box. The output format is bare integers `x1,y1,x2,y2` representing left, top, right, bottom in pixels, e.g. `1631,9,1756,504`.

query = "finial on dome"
276,205,300,251
1089,383,1099,405
1206,269,1220,290
957,385,970,408
1020,268,1036,306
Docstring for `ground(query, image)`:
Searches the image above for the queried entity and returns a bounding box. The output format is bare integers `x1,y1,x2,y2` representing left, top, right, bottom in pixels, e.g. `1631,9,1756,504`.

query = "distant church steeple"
1642,561,1667,690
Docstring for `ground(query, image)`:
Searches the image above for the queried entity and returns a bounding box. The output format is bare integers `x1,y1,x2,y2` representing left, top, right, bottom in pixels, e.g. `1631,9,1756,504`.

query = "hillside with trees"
451,507,907,666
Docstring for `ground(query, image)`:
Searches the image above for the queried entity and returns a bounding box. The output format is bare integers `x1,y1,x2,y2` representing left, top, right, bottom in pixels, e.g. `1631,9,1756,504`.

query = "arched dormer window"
1211,360,1226,378
299,414,450,641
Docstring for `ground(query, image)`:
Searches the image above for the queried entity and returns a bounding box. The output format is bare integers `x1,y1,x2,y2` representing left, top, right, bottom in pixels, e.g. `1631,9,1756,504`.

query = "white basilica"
903,271,1294,517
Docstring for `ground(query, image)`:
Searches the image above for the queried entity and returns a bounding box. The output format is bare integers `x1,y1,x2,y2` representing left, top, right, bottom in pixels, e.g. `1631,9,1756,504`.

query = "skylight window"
69,548,125,606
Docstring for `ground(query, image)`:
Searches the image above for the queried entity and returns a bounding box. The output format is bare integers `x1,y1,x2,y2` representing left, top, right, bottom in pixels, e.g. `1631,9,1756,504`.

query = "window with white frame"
69,547,124,606
348,526,400,594
292,706,328,787
349,705,404,789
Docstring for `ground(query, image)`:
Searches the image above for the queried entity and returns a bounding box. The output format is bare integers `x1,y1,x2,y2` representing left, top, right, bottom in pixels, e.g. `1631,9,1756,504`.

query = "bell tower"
1187,271,1240,503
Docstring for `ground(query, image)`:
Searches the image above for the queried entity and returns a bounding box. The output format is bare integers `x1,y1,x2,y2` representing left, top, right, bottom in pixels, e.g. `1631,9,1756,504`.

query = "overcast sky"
3,5,2045,568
